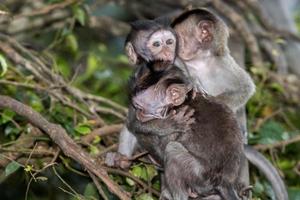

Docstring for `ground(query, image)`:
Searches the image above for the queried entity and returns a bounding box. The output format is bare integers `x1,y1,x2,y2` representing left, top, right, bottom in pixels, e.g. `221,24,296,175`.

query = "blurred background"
0,0,300,199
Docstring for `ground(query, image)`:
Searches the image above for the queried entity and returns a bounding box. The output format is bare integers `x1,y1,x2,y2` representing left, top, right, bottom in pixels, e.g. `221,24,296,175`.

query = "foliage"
0,0,299,200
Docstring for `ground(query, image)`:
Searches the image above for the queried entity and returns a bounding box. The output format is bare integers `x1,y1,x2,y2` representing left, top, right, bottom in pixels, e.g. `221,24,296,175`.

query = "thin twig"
88,171,109,200
106,167,160,197
82,124,123,144
14,0,79,20
254,134,300,151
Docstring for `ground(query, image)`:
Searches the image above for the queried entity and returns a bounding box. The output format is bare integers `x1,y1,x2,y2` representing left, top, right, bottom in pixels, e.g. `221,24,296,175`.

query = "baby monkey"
128,65,246,200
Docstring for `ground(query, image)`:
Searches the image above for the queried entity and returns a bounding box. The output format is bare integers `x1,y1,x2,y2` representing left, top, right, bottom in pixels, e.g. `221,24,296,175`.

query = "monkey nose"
136,110,151,122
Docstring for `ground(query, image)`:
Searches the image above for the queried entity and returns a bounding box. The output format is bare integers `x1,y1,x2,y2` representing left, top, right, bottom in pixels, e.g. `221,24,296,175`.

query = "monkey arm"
105,126,137,169
214,58,256,112
118,126,138,157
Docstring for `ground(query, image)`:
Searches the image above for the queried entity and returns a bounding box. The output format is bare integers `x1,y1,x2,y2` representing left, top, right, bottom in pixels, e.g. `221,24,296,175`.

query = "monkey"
106,18,194,168
171,8,288,200
171,8,255,126
105,11,288,200
127,62,247,200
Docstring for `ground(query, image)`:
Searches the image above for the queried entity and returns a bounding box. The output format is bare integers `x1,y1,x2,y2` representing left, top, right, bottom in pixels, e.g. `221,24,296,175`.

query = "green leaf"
24,165,33,172
275,38,286,44
73,6,86,26
92,135,101,144
269,83,284,93
4,125,21,137
136,193,155,200
89,145,99,155
36,176,48,181
0,109,15,124
145,164,158,181
65,34,78,53
252,179,264,194
56,56,71,78
74,124,91,135
288,187,300,200
28,93,44,112
84,183,98,199
5,161,21,176
130,164,146,181
131,165,142,177
125,177,135,186
0,54,8,77
257,121,288,144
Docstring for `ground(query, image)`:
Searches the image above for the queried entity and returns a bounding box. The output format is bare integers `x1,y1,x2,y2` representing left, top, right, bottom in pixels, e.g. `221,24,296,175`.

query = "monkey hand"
170,105,195,132
105,152,132,169
239,185,253,199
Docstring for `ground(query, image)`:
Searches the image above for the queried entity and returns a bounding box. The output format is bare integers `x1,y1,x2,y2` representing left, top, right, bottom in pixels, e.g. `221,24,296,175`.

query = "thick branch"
0,95,130,200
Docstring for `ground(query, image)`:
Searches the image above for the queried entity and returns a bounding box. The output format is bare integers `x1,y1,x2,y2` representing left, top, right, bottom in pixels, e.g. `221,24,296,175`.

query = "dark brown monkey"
128,64,245,200
105,19,193,168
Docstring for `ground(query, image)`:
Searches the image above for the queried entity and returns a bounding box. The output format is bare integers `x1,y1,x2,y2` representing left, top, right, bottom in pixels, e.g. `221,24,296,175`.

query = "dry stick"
254,134,300,151
94,107,126,120
0,95,130,200
88,171,109,200
98,143,118,156
82,124,123,144
0,125,43,167
0,79,93,118
14,0,79,19
0,41,49,85
83,93,127,114
211,0,263,67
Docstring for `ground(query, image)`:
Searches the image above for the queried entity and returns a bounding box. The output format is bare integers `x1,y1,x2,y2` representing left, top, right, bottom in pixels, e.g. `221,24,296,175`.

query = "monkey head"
172,8,229,60
125,20,177,65
132,80,192,122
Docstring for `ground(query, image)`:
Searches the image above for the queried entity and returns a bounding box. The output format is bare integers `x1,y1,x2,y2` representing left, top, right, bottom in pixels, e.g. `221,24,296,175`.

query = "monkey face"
132,81,192,122
133,84,170,122
146,30,176,63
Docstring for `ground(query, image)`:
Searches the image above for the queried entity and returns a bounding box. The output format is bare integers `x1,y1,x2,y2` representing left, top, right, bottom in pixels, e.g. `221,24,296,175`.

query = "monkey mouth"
156,59,173,64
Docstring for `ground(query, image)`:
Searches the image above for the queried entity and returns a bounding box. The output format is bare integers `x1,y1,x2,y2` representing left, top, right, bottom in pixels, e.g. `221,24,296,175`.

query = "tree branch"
0,95,130,200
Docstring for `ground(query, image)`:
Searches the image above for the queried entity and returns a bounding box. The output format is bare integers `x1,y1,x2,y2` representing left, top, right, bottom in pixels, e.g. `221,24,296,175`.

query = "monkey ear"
166,84,192,106
196,20,213,43
125,42,138,65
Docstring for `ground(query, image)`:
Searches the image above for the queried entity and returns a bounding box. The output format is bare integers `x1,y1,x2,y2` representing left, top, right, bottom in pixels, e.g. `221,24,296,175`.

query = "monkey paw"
170,106,195,132
159,189,172,200
105,152,132,169
239,185,253,199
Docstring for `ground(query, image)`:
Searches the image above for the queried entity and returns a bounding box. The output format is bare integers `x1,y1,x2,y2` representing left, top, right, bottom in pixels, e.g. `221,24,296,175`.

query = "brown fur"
127,66,245,199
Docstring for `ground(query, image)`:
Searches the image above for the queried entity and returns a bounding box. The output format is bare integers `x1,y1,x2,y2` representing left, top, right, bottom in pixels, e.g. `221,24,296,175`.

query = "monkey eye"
166,39,174,45
152,41,160,47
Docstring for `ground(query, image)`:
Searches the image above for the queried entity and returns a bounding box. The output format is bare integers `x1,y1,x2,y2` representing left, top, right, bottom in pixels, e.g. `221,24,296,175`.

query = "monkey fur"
128,62,246,200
